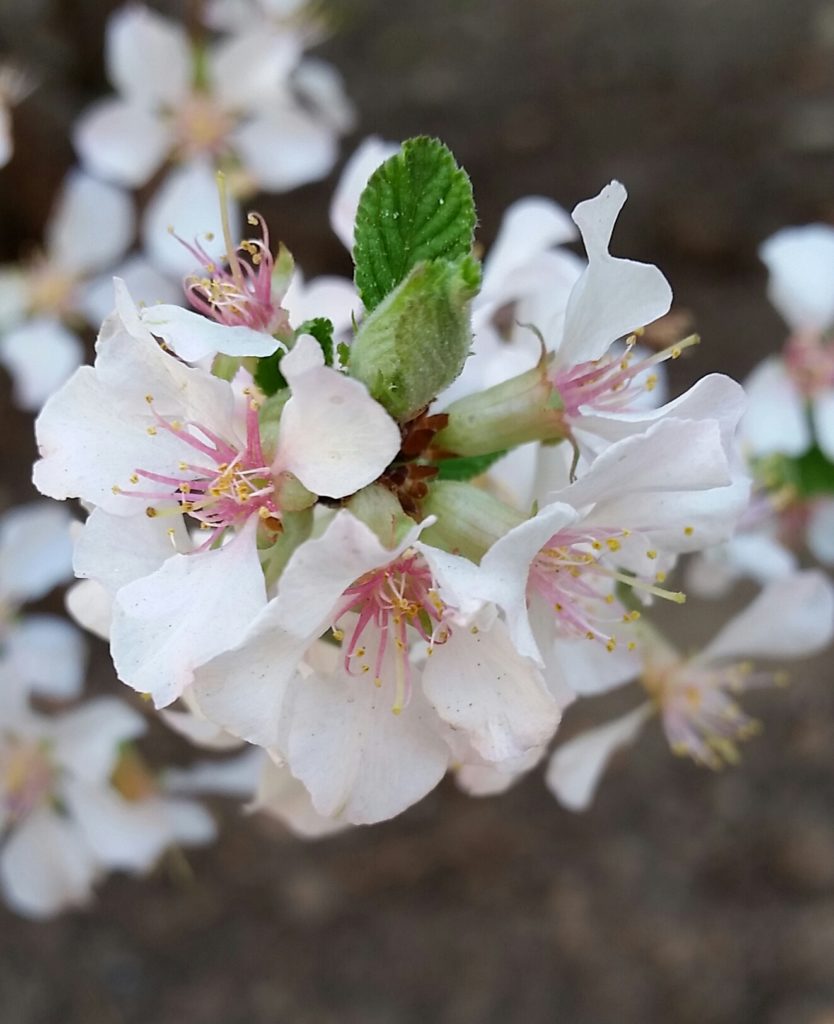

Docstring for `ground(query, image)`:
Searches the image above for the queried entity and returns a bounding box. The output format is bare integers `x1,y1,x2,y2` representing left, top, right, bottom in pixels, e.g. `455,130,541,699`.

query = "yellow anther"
111,484,121,494
145,506,157,518
646,549,657,560
146,426,158,436
129,473,139,484
606,538,621,552
684,526,694,536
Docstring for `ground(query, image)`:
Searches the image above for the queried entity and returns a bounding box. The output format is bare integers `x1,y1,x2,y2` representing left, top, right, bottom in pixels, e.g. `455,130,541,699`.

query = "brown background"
2,1,834,1021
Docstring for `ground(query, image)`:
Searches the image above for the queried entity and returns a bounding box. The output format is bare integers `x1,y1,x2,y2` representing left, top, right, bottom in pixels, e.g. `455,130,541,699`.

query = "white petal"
164,748,263,796
209,30,300,110
807,499,834,565
52,696,146,783
74,507,190,593
34,298,238,511
0,809,97,919
74,99,172,187
422,618,561,763
138,304,280,362
687,532,797,597
283,274,360,334
479,196,577,312
275,334,401,497
545,633,640,698
233,105,337,192
760,225,834,331
699,569,834,663
251,757,350,838
111,519,267,707
159,706,244,750
47,169,134,275
5,615,87,700
477,502,580,663
293,58,355,134
558,182,672,366
0,317,84,411
329,136,398,251
0,501,74,604
106,4,191,108
812,391,834,461
741,357,810,457
65,779,214,872
545,704,652,812
143,160,239,277
66,579,113,641
287,656,448,825
78,254,181,329
0,264,28,328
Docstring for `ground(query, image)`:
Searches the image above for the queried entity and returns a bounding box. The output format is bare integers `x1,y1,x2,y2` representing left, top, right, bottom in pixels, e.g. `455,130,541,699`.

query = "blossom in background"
74,4,349,194
0,689,214,919
545,570,834,811
0,61,33,168
0,168,176,410
0,501,85,702
742,224,834,461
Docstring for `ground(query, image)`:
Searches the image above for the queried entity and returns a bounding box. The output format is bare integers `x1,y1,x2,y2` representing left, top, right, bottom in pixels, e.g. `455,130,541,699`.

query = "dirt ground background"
2,1,834,1021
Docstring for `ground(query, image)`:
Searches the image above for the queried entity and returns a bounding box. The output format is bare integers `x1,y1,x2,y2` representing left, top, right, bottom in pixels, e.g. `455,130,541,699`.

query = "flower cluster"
32,134,833,838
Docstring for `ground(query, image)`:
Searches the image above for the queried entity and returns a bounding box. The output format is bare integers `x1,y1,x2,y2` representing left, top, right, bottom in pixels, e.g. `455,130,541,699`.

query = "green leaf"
349,255,481,422
435,449,508,481
353,136,476,312
793,445,834,498
254,345,289,397
296,317,335,366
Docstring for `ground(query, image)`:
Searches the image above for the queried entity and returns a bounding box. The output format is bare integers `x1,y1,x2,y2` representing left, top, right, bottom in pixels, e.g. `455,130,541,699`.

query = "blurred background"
2,1,834,1021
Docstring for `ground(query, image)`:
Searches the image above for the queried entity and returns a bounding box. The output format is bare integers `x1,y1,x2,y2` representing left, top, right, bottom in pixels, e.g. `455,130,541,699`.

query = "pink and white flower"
545,570,834,810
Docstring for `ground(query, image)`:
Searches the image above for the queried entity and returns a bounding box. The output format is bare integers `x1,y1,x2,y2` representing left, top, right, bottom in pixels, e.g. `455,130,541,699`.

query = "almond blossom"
742,224,834,461
191,510,561,824
0,169,175,410
545,571,834,811
74,4,347,196
0,60,33,168
34,285,400,707
0,687,214,918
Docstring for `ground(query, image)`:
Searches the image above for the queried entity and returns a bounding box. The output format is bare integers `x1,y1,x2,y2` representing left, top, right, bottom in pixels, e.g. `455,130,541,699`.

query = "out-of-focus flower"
0,169,175,410
546,570,834,810
0,61,34,168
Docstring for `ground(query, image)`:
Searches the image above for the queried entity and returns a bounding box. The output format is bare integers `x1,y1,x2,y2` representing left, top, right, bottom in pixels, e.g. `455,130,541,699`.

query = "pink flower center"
644,660,774,768
1,736,54,823
173,92,234,159
177,199,289,334
784,331,834,397
331,551,451,713
551,336,697,419
120,397,280,548
529,527,684,651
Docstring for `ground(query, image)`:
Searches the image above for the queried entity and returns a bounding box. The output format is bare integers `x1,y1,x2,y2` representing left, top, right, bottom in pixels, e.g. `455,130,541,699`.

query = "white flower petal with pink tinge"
47,170,134,276
34,294,239,513
252,758,350,838
275,334,401,498
143,160,239,277
558,182,672,367
812,390,834,462
233,105,337,192
4,615,87,700
0,501,73,605
111,519,267,708
283,272,360,335
699,570,834,664
66,579,112,641
50,697,146,785
287,648,449,825
79,255,181,330
74,98,173,188
294,58,356,134
1,317,84,412
210,29,301,110
686,531,797,599
741,356,810,457
807,499,834,565
0,808,98,919
760,225,834,332
329,137,398,251
545,704,653,812
105,4,191,109
137,304,281,362
422,616,561,763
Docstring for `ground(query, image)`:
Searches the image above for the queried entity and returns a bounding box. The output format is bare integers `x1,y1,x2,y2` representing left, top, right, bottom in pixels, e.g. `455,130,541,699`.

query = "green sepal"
348,255,481,422
254,344,289,397
353,136,477,312
435,450,508,481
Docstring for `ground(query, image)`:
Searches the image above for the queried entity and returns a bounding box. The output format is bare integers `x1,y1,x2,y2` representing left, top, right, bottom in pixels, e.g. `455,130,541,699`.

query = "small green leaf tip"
353,136,477,312
348,255,481,423
296,317,335,366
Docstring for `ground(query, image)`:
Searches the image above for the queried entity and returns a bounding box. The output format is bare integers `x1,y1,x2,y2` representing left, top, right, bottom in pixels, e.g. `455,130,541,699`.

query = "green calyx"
348,255,480,422
420,480,525,563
